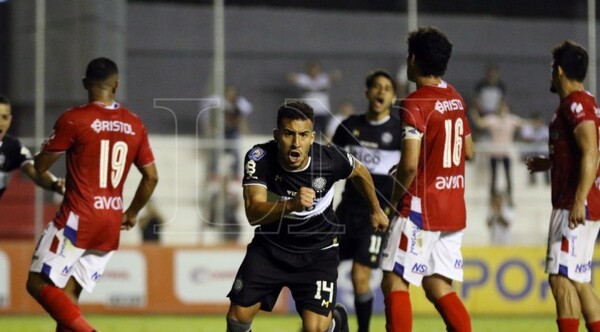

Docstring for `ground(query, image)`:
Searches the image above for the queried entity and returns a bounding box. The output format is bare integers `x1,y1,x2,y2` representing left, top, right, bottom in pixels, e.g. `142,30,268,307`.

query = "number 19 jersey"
399,81,471,231
42,102,155,251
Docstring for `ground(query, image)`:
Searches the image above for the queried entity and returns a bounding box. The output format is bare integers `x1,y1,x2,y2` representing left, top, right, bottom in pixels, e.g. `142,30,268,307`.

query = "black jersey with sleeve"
242,140,355,253
331,113,402,212
0,135,33,198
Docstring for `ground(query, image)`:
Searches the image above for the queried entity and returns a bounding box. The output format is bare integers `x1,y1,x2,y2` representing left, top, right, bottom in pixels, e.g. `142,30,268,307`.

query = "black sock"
355,295,374,332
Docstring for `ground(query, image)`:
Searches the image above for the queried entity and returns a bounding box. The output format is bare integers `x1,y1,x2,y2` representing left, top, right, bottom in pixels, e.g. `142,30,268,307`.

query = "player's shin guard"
37,285,95,332
226,317,252,332
435,292,471,332
384,291,411,332
586,320,600,332
557,318,579,332
355,291,374,332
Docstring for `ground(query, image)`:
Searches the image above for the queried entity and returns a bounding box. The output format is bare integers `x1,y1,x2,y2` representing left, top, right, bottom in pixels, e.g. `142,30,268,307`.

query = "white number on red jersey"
99,140,128,188
442,118,464,168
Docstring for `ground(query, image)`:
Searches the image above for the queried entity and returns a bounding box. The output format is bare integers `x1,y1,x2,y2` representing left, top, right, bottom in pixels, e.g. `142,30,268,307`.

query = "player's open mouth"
289,150,301,163
374,97,385,108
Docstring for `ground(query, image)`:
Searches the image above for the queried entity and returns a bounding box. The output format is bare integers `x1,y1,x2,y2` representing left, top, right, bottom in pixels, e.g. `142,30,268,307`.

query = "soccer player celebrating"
0,95,65,198
526,41,600,332
226,101,389,332
380,27,474,332
26,57,158,332
331,69,401,332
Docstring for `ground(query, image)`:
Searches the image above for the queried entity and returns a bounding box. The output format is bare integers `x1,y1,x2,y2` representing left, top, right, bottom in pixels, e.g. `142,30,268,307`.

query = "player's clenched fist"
288,187,316,212
371,207,389,232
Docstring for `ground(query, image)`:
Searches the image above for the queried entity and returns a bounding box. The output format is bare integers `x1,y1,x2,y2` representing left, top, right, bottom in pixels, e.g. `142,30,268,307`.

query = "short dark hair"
407,26,453,77
277,101,314,128
85,57,119,82
0,95,10,105
366,69,397,92
552,40,588,82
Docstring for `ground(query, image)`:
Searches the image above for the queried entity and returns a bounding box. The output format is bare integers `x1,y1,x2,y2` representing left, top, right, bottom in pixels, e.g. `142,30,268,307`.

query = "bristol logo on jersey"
312,177,327,192
90,119,135,135
248,147,266,161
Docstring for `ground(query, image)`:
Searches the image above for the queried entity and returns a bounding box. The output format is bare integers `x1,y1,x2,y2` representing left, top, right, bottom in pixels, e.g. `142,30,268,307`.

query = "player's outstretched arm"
28,151,65,194
243,185,314,226
122,163,158,231
349,161,389,232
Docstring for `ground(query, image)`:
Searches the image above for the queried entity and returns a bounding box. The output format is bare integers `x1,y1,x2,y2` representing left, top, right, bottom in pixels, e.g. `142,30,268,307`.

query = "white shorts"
381,216,464,286
545,209,600,283
30,222,114,293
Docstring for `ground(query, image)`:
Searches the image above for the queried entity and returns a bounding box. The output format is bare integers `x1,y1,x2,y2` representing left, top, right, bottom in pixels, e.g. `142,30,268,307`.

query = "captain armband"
402,124,423,140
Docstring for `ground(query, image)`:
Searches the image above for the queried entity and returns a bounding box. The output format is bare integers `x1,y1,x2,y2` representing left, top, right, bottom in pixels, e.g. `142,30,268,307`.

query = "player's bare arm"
465,134,475,161
349,160,389,232
569,120,599,228
30,151,65,194
122,162,159,230
390,137,420,211
243,184,315,226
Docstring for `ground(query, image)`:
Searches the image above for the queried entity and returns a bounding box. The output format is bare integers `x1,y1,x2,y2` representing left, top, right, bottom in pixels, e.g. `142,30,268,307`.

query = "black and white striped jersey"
243,140,355,252
0,135,33,198
331,113,402,212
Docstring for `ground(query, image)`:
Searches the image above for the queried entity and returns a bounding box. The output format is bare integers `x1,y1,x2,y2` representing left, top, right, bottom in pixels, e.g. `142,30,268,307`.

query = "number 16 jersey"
399,81,471,231
42,102,155,251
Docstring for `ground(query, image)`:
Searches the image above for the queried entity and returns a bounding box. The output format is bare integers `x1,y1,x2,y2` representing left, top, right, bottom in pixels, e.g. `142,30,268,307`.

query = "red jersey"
549,91,600,220
399,81,471,231
43,102,155,251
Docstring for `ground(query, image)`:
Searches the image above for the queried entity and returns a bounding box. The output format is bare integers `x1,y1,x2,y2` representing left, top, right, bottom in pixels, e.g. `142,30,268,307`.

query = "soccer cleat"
333,303,349,332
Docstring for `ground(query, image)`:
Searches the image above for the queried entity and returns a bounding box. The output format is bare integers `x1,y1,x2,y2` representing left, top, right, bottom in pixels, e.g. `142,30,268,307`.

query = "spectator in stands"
207,84,253,180
208,173,242,244
473,64,507,117
0,95,65,199
519,112,550,185
138,200,164,243
288,60,342,139
471,103,524,206
487,192,514,245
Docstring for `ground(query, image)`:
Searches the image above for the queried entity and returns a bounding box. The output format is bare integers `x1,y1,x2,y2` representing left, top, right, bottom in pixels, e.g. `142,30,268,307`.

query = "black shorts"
227,235,339,317
336,203,384,268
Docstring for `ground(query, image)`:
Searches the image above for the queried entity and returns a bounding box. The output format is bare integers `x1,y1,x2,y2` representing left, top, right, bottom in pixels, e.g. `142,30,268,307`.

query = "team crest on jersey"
312,177,327,192
248,147,266,161
232,279,244,294
570,102,583,114
353,129,360,137
381,132,393,144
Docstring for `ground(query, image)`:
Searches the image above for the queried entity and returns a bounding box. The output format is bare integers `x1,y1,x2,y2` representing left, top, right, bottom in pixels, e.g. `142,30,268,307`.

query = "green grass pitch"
0,314,584,331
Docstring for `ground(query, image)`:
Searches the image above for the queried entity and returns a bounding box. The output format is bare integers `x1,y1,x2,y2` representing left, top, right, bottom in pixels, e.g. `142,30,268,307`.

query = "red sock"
37,285,95,332
557,318,579,332
435,292,471,332
586,320,600,332
384,291,412,332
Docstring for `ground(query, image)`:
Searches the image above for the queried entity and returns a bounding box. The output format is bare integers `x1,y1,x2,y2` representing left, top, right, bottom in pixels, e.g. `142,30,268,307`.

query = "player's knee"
25,272,44,298
302,319,331,332
549,275,575,299
226,317,252,332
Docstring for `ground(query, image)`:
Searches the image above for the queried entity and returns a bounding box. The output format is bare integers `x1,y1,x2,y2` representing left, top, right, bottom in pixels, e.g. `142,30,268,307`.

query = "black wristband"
51,180,59,192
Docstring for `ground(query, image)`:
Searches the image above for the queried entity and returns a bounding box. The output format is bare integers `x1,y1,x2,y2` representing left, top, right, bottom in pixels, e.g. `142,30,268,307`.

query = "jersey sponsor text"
93,196,124,210
90,119,135,135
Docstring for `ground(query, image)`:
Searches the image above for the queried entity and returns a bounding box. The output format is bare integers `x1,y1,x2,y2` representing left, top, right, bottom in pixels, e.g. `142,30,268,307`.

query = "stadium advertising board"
336,247,600,315
0,251,8,308
79,250,147,307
